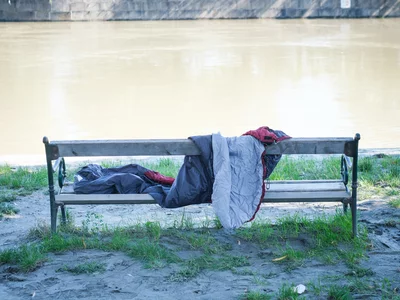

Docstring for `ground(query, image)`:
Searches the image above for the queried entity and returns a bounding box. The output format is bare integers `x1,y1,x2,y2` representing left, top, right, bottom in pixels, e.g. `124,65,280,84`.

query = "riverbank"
1,0,400,22
0,192,399,299
0,155,399,299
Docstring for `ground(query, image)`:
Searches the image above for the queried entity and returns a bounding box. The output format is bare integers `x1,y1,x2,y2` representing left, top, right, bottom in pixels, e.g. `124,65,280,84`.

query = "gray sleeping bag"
211,133,265,229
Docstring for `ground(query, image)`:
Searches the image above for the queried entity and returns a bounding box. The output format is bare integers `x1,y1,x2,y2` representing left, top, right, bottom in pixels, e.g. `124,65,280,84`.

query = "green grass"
0,190,18,202
389,198,400,208
0,155,398,295
236,221,273,244
242,291,272,300
0,165,48,192
128,238,180,268
170,254,249,281
277,283,305,300
57,261,106,274
270,157,341,181
0,244,46,272
236,211,368,268
243,282,309,300
327,284,352,300
0,212,388,299
171,231,228,254
0,202,19,217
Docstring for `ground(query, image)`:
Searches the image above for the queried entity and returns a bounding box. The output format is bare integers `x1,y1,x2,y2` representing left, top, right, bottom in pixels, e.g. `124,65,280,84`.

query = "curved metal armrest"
341,155,352,186
58,158,66,189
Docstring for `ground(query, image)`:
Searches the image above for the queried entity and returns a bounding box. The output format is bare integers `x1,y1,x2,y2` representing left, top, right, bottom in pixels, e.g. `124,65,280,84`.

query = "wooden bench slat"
265,138,354,155
263,191,351,202
55,190,350,205
52,139,201,157
267,181,346,192
49,137,355,158
61,180,347,195
56,180,349,205
56,194,157,205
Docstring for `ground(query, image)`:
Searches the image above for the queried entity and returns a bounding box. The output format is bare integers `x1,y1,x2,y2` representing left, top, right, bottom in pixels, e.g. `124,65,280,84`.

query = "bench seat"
56,180,351,205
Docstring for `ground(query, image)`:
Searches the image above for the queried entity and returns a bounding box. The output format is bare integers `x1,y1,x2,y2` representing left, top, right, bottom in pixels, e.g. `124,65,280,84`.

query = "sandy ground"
0,191,399,299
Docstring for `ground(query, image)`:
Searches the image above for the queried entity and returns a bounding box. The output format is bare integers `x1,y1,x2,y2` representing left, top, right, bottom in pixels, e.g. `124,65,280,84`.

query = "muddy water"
0,19,399,163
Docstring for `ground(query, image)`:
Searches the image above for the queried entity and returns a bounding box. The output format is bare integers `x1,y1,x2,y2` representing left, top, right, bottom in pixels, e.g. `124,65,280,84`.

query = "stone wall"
1,0,399,21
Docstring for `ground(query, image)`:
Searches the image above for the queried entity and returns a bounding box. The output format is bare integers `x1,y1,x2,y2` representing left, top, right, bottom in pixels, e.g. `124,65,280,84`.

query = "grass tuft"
0,190,18,202
236,221,273,244
388,198,400,208
0,202,19,217
57,261,106,274
327,284,352,300
277,283,305,299
128,238,179,268
171,254,249,281
0,244,46,272
0,166,48,192
242,291,272,300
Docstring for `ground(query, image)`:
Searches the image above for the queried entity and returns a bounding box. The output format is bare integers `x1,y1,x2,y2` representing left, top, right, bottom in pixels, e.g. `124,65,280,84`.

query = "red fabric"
144,171,175,186
243,126,291,144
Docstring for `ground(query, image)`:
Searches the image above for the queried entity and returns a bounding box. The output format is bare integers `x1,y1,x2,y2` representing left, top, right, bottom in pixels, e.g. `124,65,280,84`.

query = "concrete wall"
1,0,399,21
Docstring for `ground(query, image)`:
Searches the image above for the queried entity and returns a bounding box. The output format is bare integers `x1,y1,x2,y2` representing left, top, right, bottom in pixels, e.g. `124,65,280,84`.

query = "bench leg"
350,133,360,238
50,202,58,233
351,198,357,237
61,205,67,225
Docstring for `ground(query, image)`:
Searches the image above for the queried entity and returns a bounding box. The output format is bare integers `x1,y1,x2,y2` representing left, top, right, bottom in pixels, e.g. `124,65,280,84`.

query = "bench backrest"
43,135,360,160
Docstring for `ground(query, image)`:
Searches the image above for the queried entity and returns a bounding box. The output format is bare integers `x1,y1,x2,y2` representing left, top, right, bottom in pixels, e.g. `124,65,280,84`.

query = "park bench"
43,134,361,236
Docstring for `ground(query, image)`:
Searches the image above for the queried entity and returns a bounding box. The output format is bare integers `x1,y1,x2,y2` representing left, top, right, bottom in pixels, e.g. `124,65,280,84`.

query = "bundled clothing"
73,126,290,229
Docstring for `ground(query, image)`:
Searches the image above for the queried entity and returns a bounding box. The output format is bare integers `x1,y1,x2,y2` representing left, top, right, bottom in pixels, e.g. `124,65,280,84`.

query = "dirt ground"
0,191,399,299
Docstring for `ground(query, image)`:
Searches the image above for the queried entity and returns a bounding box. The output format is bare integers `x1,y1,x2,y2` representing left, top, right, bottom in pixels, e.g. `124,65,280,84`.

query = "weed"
380,278,400,299
0,166,48,192
57,261,106,274
178,231,224,254
171,254,249,281
0,202,19,217
327,284,352,300
276,214,308,238
346,266,374,277
307,279,323,296
236,221,273,244
213,217,223,229
243,291,272,300
0,244,46,272
384,219,398,227
385,189,399,196
389,198,400,209
128,238,179,268
82,212,105,234
0,248,18,265
359,157,373,172
28,221,52,240
277,283,305,299
173,210,195,230
232,268,257,276
105,230,130,251
144,221,162,240
0,190,18,202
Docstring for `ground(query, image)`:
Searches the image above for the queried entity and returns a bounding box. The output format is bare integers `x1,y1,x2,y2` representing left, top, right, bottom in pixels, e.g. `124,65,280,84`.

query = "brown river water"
0,19,399,164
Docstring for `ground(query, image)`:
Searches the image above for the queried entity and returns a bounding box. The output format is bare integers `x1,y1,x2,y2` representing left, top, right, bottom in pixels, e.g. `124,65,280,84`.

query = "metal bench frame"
43,134,360,235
